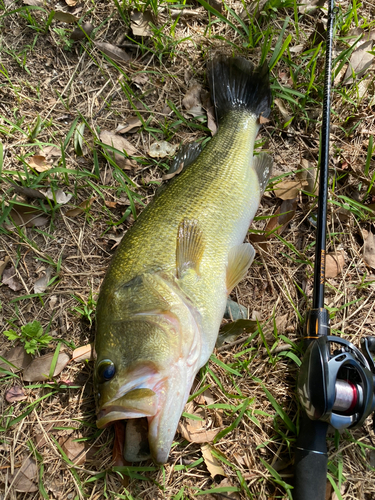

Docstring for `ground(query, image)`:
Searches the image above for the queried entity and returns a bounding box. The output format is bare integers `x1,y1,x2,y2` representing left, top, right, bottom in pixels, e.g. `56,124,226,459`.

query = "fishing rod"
293,1,375,498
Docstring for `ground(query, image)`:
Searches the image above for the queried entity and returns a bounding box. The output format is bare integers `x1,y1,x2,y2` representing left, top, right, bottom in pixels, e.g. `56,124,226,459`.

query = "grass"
0,0,374,498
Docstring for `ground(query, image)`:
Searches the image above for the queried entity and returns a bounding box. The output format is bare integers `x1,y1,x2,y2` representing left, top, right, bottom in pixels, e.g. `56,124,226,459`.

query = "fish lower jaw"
96,408,156,429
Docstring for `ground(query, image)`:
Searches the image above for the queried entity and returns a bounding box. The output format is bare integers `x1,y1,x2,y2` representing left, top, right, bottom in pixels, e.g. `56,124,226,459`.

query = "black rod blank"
312,0,336,310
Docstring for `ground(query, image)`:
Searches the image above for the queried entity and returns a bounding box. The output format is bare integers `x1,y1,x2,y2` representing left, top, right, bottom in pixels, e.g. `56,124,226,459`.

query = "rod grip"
293,414,328,500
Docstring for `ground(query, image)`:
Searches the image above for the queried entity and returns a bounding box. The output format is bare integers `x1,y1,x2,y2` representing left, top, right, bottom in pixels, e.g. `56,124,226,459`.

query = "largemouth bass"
95,55,272,464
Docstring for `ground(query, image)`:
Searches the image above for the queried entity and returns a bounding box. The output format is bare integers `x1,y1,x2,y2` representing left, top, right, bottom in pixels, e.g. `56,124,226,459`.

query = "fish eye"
97,359,115,382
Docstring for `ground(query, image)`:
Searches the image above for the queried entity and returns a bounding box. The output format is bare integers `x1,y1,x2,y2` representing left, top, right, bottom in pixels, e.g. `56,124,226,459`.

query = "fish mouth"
96,388,158,429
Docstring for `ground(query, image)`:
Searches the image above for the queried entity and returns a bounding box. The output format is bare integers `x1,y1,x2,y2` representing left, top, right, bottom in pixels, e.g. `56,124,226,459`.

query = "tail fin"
207,55,271,123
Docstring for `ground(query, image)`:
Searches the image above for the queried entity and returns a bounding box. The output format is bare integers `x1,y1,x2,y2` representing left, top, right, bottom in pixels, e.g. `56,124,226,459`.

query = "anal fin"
176,218,205,280
226,243,255,293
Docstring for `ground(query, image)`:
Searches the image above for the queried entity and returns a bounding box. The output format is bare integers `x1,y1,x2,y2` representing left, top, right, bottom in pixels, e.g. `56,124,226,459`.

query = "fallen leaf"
95,42,131,62
203,388,215,406
130,9,153,37
2,266,23,291
12,185,46,200
7,205,49,228
0,346,32,377
100,130,137,167
363,231,375,268
27,155,51,172
148,141,177,158
5,386,27,403
201,444,225,478
308,21,326,48
40,145,61,157
183,84,202,111
22,352,70,382
274,98,293,128
116,117,142,134
23,0,43,5
217,319,258,347
0,256,10,278
54,10,79,23
60,435,86,465
10,457,38,493
105,200,118,208
325,251,345,278
275,313,289,334
65,197,96,217
45,188,72,204
132,73,149,88
298,0,325,14
259,114,270,124
344,40,374,85
298,158,319,195
178,421,220,444
72,343,94,363
34,267,53,294
248,233,268,252
65,0,77,6
274,180,306,200
71,22,94,40
224,299,248,320
265,198,297,236
289,44,305,54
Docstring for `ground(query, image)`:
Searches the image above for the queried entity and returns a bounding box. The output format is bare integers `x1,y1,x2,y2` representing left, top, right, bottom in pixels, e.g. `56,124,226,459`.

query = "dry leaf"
116,117,142,134
148,141,177,158
201,444,225,478
298,0,325,14
23,0,43,5
178,421,220,443
71,22,94,40
363,231,375,268
2,266,23,291
95,42,131,62
298,158,319,195
65,197,96,217
183,84,202,111
0,346,32,377
275,313,289,334
0,256,10,278
132,73,149,88
203,388,215,406
100,130,137,167
10,457,38,493
34,267,53,294
344,40,374,84
72,343,94,363
7,205,49,228
27,155,51,172
45,188,72,204
40,145,61,157
54,10,79,23
265,198,297,236
23,352,70,382
274,180,306,200
325,251,345,278
130,9,153,37
65,0,77,6
274,98,293,128
259,114,270,124
5,386,27,403
60,435,86,465
12,185,46,200
201,90,217,135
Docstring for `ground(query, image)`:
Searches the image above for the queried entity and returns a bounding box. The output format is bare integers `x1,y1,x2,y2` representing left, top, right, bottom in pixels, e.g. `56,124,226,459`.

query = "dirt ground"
0,0,375,498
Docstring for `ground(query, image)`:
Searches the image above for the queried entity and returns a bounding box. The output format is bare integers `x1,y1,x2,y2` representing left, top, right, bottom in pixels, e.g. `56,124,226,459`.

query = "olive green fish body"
95,56,272,464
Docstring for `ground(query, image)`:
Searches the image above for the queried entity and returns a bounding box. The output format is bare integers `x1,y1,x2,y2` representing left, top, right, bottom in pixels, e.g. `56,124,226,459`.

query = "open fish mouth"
96,388,158,428
96,388,159,462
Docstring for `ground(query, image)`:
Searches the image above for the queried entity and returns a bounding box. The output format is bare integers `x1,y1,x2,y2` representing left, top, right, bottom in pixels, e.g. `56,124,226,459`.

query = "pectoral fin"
226,243,255,293
253,152,273,195
176,218,205,280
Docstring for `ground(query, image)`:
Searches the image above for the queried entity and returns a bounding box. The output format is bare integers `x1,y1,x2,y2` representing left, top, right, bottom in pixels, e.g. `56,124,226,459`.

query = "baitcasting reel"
298,309,375,431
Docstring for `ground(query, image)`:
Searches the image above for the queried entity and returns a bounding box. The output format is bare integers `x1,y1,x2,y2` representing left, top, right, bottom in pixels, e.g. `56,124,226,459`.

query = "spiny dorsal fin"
176,218,205,279
253,153,273,196
226,243,255,293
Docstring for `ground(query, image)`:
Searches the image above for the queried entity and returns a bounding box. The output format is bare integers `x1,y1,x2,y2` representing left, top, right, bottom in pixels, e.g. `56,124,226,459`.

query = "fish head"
95,273,202,464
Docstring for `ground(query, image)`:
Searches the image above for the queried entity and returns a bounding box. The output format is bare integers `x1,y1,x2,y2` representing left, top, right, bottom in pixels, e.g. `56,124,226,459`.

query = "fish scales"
95,55,273,464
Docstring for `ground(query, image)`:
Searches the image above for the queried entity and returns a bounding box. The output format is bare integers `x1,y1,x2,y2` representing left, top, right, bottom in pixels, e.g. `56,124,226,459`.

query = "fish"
94,54,273,464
